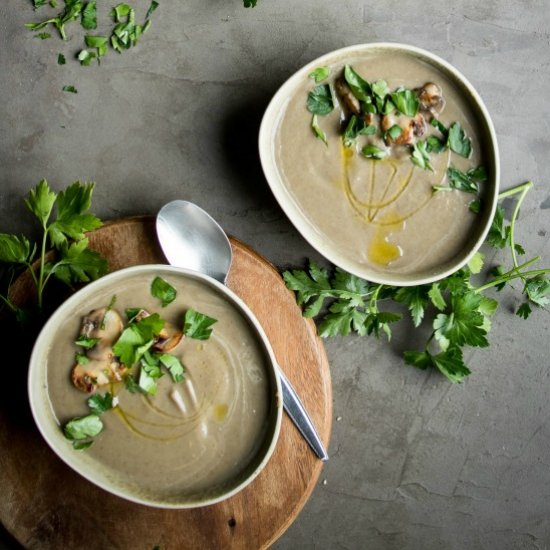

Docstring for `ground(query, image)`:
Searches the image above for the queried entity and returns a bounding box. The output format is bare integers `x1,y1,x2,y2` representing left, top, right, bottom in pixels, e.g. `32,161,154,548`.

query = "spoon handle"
278,367,329,461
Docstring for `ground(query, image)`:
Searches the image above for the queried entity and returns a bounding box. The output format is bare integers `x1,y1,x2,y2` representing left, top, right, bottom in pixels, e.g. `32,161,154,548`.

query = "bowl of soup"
28,265,283,508
259,43,499,286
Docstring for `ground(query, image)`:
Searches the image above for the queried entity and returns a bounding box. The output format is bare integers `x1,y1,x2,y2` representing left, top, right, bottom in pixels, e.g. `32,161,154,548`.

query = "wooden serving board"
0,217,332,550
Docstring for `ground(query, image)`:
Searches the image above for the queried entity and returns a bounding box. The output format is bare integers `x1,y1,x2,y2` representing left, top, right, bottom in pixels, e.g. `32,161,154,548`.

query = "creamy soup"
275,51,489,277
46,272,275,504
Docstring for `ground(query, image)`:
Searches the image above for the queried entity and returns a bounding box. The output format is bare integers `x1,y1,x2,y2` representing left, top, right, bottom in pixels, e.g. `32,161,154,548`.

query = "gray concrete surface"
1,0,550,548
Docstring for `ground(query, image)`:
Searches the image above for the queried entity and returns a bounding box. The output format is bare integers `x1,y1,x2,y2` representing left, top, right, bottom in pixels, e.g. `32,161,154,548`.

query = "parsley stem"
25,261,39,289
0,293,17,312
508,182,533,269
475,265,550,293
497,181,534,200
37,225,49,309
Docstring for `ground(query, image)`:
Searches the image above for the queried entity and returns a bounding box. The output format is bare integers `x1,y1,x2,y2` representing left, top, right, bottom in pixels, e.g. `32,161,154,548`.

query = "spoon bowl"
157,200,232,283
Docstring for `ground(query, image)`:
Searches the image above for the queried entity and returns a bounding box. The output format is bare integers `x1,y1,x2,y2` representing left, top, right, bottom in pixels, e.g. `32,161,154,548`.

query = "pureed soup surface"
46,272,273,503
275,50,488,276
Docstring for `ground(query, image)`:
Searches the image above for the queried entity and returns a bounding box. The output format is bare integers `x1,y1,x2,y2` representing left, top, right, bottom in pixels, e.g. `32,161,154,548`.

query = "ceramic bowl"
28,264,283,509
259,43,499,286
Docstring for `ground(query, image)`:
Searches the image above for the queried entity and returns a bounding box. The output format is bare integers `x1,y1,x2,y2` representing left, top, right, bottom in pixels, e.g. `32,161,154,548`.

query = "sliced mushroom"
71,357,127,393
416,82,445,117
381,113,427,146
80,307,124,361
153,323,184,352
334,78,361,116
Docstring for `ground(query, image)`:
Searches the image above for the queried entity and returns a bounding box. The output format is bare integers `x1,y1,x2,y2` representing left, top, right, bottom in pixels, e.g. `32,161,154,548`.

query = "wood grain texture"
0,217,332,550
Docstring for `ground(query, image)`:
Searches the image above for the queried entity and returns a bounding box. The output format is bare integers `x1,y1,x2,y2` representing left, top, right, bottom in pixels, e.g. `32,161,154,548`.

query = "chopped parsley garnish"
75,335,100,349
448,122,472,158
410,140,433,171
390,88,419,117
62,85,77,93
343,116,376,147
183,309,218,340
311,115,328,146
361,144,387,160
308,66,330,83
151,276,177,307
63,414,103,449
81,1,97,30
87,392,114,415
57,53,66,64
306,84,334,116
343,64,372,102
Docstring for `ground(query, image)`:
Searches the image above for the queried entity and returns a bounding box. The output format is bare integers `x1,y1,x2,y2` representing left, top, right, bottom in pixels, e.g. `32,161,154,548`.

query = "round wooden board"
0,217,332,550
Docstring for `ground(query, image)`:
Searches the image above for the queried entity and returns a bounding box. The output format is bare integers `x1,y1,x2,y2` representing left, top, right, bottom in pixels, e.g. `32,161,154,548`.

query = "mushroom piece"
80,307,124,361
71,358,127,393
381,113,427,146
334,78,361,116
416,82,446,117
129,308,184,352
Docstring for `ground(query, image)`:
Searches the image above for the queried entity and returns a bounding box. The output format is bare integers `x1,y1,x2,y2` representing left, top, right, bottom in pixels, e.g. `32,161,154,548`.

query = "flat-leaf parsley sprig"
0,179,108,319
283,182,549,383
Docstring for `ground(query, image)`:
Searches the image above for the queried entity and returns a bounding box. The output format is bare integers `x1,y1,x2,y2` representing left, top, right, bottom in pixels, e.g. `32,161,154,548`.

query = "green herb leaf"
306,84,334,116
243,0,257,6
77,49,96,66
311,115,328,145
81,1,97,29
72,439,94,450
308,66,330,83
411,140,432,171
113,313,165,367
361,144,387,160
446,166,478,194
57,53,66,65
62,85,77,93
394,286,429,327
516,302,532,319
448,122,472,158
64,414,103,440
75,335,100,349
125,307,143,322
184,309,218,340
48,182,103,247
431,118,448,136
524,276,550,307
426,135,446,153
0,234,31,264
428,283,446,311
124,373,144,394
25,179,57,226
111,3,131,21
342,116,376,147
158,353,185,383
151,276,177,307
146,0,159,18
467,251,484,274
35,32,51,39
50,238,108,284
385,124,402,141
75,352,89,365
343,65,371,103
139,357,161,394
87,392,114,415
390,88,419,117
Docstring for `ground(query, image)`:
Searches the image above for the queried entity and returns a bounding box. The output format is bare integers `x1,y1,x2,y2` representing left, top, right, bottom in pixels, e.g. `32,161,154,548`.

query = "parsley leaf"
311,115,328,146
445,166,479,194
306,84,334,116
48,182,103,247
64,414,103,440
448,122,472,158
113,313,165,367
151,276,177,307
62,85,77,93
25,179,57,226
57,53,66,64
183,309,218,340
0,234,31,264
75,335,100,349
411,140,432,171
49,238,108,285
308,66,330,83
87,392,114,415
342,115,376,147
343,65,371,103
158,353,185,383
394,286,430,327
361,144,387,160
146,0,159,19
81,1,97,30
390,88,419,117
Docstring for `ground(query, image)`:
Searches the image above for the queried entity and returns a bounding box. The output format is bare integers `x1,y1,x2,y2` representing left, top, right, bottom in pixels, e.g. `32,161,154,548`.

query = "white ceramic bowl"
259,43,500,286
28,265,283,509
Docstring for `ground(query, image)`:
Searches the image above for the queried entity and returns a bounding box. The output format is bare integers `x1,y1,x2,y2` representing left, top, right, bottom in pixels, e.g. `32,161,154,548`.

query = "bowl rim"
28,264,283,509
259,42,500,286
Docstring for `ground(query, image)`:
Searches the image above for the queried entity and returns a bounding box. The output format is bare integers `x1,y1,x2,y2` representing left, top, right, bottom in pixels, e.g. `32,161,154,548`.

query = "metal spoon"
156,200,329,461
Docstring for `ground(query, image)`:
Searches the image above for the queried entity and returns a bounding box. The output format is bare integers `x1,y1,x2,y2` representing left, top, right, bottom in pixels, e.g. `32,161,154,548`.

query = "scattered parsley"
62,85,77,93
306,84,334,116
284,182,550,383
308,66,330,83
151,276,177,307
57,53,66,64
361,144,387,160
311,115,328,146
183,309,218,340
390,88,419,117
87,392,114,415
410,140,433,171
81,1,97,30
448,122,472,158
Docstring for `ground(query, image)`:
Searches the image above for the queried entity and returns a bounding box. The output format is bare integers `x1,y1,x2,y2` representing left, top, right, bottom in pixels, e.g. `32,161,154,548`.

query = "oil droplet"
368,213,404,266
213,403,229,423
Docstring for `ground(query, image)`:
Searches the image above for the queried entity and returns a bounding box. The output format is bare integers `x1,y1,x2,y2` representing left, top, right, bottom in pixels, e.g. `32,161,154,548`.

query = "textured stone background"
1,1,550,548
